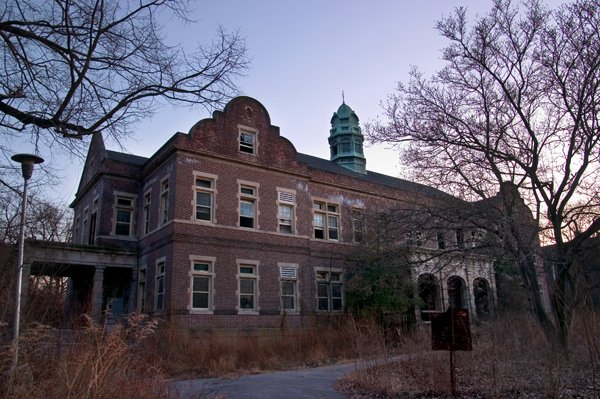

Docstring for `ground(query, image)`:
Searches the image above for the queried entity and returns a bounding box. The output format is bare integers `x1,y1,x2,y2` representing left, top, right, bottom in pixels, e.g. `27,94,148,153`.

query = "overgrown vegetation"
341,311,600,398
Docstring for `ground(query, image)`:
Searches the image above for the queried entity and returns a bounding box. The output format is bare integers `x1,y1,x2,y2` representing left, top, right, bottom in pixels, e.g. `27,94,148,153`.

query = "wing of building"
24,96,532,329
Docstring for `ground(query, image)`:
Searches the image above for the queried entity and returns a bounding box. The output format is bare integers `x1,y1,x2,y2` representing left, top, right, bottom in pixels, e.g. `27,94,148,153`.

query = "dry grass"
0,314,168,399
149,315,373,378
340,311,600,398
0,314,388,398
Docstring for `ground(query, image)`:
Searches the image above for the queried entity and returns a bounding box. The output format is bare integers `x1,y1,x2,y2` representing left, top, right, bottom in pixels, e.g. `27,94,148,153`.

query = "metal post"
10,153,44,372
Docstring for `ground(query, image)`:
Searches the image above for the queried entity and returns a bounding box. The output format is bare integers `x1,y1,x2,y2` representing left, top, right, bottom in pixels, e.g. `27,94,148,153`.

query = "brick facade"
70,96,498,329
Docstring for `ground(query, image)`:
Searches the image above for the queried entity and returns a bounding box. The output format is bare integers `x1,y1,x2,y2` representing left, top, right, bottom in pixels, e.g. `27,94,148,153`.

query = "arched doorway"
473,277,491,319
418,273,440,321
447,276,467,309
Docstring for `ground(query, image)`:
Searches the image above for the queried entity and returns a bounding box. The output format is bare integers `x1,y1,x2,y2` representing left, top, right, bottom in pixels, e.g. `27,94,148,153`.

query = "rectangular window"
74,216,80,244
238,264,257,311
88,199,97,245
83,208,88,243
280,264,298,311
195,177,214,221
352,209,364,242
313,201,339,240
138,268,146,313
115,196,134,236
239,130,256,154
406,231,423,246
143,192,151,234
160,180,169,225
277,190,296,234
437,231,445,249
316,270,343,311
456,228,465,249
470,229,485,247
155,260,165,312
239,185,257,228
191,261,213,310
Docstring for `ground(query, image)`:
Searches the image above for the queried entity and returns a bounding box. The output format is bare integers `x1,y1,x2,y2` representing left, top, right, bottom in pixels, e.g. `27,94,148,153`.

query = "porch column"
91,266,105,322
464,267,477,321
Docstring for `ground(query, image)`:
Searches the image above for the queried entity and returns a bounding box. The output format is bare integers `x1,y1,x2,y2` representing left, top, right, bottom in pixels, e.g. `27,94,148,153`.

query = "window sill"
237,310,259,315
189,309,214,315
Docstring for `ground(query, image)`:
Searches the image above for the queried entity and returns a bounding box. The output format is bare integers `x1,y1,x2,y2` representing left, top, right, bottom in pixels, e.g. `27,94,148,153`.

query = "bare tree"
0,185,72,244
0,0,249,149
367,0,599,351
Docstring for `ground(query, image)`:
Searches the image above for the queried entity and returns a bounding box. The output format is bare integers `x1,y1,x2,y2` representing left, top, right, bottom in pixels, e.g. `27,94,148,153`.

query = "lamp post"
10,153,44,370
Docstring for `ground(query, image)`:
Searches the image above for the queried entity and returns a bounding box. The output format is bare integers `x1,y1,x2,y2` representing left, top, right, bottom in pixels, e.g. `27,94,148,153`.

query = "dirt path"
171,361,359,399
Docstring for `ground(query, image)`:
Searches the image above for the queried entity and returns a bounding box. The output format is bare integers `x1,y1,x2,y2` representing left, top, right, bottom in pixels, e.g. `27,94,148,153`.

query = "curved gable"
184,97,300,170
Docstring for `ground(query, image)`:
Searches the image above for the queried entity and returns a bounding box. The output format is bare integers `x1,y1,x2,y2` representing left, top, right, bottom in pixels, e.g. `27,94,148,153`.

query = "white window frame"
113,193,136,237
82,206,89,243
155,258,166,313
236,259,260,314
143,190,151,235
351,208,364,243
138,266,146,313
277,189,296,234
193,172,217,223
315,268,344,312
74,215,80,244
159,179,169,226
313,200,340,241
88,198,98,245
238,125,258,155
238,180,259,229
189,256,216,313
279,263,299,313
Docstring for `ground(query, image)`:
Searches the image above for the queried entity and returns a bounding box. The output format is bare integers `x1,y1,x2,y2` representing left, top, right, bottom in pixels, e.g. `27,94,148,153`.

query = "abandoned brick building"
26,96,503,329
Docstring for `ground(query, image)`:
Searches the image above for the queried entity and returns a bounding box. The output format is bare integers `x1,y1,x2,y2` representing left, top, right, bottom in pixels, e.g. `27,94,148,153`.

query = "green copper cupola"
328,100,366,174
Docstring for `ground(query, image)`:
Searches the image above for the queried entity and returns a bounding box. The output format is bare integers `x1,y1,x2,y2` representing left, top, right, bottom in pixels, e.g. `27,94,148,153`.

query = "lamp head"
11,153,45,180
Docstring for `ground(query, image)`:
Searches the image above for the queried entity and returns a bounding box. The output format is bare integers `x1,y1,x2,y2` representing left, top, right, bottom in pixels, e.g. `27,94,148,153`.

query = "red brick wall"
74,96,460,329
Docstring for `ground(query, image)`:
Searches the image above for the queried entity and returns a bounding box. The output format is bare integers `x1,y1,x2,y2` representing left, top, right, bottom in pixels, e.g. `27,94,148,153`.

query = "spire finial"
342,90,345,104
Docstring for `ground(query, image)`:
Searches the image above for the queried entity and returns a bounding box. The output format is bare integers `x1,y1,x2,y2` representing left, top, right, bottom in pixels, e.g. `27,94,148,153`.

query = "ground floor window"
316,270,343,311
238,262,259,311
155,260,165,312
279,264,298,311
190,259,214,310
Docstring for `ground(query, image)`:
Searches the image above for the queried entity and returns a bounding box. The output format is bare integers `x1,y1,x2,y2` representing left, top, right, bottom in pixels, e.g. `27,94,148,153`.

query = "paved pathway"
172,361,361,399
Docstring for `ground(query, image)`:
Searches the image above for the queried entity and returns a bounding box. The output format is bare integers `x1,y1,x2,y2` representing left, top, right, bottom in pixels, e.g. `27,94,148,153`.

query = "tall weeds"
341,311,600,398
0,314,166,399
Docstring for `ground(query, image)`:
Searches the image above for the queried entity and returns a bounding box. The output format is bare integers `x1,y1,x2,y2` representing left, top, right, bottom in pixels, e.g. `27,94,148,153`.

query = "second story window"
143,191,151,234
437,232,446,249
115,195,134,236
456,228,465,249
313,201,339,240
277,190,296,234
351,209,364,242
195,177,215,222
159,180,169,225
239,185,257,228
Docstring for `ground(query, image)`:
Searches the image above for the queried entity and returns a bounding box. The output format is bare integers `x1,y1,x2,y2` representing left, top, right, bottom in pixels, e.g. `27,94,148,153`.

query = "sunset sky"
12,0,566,202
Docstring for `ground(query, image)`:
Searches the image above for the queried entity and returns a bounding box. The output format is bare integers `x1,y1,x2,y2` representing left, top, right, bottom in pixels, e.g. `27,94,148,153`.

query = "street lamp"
10,153,44,370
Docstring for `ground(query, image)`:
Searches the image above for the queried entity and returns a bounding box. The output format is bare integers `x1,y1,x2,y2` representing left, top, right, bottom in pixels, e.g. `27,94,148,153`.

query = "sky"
10,0,565,203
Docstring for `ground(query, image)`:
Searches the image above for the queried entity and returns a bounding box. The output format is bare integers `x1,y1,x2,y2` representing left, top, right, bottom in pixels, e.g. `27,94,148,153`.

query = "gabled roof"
105,150,148,166
297,153,454,200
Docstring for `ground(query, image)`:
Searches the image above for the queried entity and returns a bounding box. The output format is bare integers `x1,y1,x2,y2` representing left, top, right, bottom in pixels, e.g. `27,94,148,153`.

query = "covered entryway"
447,275,467,309
22,240,137,325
